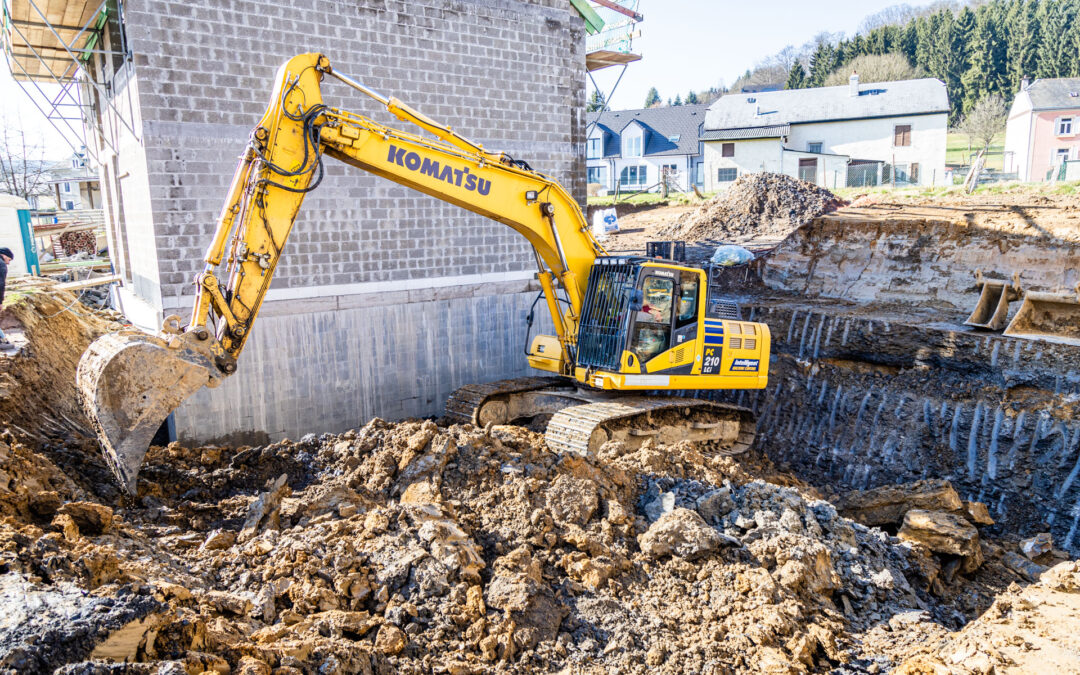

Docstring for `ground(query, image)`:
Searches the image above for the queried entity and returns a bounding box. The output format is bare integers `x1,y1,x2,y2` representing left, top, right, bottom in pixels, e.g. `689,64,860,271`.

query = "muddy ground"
4,184,1080,673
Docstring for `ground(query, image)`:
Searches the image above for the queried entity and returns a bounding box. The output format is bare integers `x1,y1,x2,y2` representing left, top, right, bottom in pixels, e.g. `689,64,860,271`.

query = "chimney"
1021,76,1030,91
849,71,859,97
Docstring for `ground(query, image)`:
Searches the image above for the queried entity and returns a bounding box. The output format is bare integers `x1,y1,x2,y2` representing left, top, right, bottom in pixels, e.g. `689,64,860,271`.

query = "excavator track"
447,378,756,458
444,376,565,425
545,398,756,457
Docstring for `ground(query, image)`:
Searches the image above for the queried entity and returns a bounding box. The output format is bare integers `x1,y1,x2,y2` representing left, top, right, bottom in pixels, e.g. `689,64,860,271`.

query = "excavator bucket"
77,329,222,495
964,281,1017,331
1003,292,1080,346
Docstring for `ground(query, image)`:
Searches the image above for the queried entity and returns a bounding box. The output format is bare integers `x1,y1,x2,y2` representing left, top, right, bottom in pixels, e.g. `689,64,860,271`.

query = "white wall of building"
1004,92,1034,180
704,112,948,190
703,138,782,191
781,150,851,190
586,153,695,193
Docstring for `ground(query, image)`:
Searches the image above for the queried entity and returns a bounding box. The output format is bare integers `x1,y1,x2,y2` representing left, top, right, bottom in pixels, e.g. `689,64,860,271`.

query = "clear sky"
590,0,933,110
0,0,937,160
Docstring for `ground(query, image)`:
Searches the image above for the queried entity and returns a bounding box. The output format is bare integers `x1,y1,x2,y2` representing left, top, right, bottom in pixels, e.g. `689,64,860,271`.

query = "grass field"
946,131,1006,170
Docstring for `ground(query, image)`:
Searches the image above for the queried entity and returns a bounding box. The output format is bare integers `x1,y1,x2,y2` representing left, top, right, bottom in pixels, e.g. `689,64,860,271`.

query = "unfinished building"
9,0,585,444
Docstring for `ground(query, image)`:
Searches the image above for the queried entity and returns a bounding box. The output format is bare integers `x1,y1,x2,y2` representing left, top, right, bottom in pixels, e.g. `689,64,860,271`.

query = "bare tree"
822,53,923,86
0,115,51,202
957,94,1009,151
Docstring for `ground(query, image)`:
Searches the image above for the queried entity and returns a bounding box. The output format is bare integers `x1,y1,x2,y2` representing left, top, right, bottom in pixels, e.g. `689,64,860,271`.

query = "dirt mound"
660,173,846,244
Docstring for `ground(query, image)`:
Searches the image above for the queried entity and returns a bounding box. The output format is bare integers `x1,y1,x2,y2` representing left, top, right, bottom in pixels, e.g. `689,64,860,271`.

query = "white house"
586,104,707,193
45,149,100,211
701,75,949,191
1004,77,1080,182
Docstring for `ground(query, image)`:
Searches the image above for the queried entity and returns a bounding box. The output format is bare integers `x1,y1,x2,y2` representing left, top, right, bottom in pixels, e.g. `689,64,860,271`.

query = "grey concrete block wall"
120,0,586,307
174,281,554,444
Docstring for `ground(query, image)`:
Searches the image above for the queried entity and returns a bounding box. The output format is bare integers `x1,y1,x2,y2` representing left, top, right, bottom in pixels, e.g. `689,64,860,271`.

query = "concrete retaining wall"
175,279,553,444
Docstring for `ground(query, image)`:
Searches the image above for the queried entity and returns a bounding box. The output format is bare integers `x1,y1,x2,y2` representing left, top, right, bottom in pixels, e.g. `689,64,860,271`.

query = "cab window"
630,275,673,362
676,272,699,328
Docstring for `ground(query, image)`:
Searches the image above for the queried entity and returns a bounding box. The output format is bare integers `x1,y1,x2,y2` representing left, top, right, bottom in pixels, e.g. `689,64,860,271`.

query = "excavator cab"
528,257,771,391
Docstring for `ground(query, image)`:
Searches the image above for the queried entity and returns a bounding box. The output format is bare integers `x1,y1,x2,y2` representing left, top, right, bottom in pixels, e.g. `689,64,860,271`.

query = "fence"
1048,160,1080,182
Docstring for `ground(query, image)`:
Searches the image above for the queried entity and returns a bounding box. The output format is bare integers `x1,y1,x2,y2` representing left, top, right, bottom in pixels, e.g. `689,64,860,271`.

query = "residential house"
45,149,100,211
701,75,949,191
586,104,707,194
1004,78,1080,182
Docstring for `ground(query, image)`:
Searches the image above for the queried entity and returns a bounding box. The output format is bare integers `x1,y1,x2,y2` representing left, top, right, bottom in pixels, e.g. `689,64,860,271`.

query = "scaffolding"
2,0,136,162
580,0,643,137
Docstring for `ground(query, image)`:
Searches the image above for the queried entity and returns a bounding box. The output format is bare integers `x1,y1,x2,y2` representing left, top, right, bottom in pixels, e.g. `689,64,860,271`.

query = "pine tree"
963,4,1007,113
901,21,919,63
673,94,683,106
1035,0,1076,77
644,87,661,108
948,6,977,123
586,89,604,113
786,61,808,89
808,42,837,87
1006,0,1039,89
685,91,700,105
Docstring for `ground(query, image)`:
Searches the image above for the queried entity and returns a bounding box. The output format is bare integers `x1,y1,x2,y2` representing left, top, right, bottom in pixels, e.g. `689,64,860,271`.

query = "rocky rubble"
659,172,846,245
0,415,1011,674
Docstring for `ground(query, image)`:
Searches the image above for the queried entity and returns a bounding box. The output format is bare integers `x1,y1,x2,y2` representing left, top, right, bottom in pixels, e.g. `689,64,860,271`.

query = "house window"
717,168,737,182
1055,148,1071,165
721,143,735,157
586,137,603,159
894,124,912,147
623,135,642,158
64,200,75,210
619,165,647,186
1058,118,1074,136
587,166,607,185
62,182,72,193
798,158,818,183
807,142,823,154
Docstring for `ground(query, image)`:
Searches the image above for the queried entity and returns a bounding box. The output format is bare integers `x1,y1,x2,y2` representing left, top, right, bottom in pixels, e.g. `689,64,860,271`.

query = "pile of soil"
660,173,847,245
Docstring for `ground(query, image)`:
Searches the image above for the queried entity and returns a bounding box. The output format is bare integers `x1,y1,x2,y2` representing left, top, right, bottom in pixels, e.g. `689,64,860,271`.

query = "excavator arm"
77,53,606,493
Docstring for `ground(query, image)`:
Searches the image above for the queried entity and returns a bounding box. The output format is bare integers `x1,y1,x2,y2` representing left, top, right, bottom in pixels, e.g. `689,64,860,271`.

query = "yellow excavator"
77,53,771,495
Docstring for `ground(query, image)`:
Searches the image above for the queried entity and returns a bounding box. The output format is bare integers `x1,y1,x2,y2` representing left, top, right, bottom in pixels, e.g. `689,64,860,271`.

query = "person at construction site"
632,277,673,362
0,247,12,349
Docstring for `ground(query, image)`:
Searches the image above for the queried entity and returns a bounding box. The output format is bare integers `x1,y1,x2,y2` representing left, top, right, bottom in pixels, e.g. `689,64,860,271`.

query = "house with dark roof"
586,104,707,193
701,74,949,191
1004,78,1080,181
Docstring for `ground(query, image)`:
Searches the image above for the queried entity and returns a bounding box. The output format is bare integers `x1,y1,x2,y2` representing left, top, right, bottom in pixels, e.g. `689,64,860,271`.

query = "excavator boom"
78,53,606,492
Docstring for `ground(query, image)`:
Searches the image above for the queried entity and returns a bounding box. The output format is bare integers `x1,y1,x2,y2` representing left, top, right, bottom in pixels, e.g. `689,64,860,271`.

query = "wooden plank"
586,50,641,72
56,272,120,290
590,0,643,22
